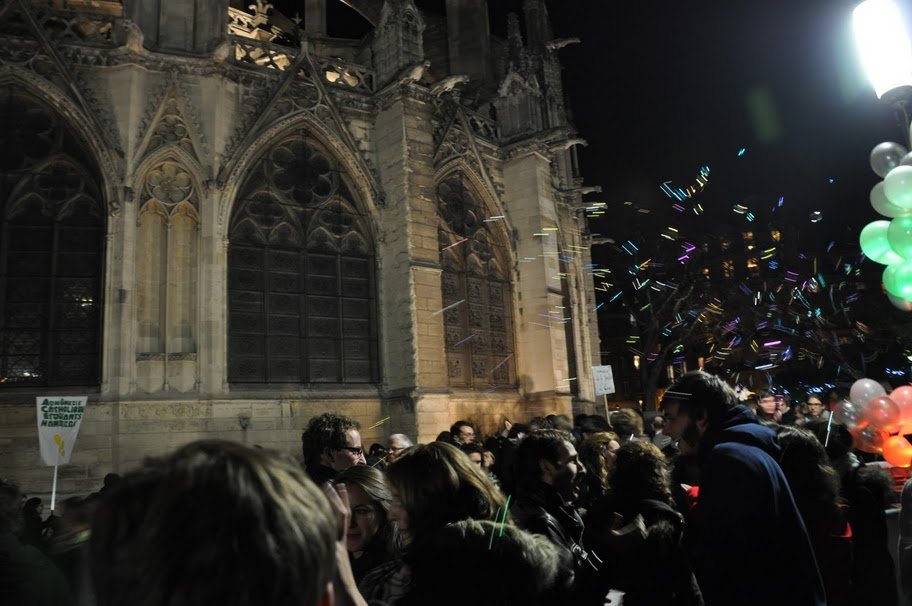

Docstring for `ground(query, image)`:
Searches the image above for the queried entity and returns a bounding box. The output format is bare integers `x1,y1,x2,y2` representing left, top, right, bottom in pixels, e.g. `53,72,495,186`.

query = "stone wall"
0,396,388,502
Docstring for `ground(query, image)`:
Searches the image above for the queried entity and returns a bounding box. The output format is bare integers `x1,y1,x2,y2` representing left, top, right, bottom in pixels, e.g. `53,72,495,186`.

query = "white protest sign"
593,365,616,396
36,396,87,466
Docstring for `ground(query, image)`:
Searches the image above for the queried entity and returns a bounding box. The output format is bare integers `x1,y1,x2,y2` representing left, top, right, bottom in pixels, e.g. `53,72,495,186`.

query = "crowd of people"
1,370,909,605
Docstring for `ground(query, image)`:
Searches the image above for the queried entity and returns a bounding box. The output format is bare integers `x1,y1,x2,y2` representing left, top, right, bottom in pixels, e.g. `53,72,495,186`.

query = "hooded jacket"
693,405,826,606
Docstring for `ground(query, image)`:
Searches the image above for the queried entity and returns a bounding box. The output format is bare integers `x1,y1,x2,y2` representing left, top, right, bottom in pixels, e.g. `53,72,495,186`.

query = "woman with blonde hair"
385,441,505,546
359,441,506,603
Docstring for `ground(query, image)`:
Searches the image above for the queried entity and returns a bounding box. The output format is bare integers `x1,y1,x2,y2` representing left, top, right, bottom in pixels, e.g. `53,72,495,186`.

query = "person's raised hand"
321,481,367,606
322,481,351,541
603,512,646,552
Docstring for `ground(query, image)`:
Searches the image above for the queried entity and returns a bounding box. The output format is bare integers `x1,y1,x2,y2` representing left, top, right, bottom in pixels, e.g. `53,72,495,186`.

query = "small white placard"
593,365,616,396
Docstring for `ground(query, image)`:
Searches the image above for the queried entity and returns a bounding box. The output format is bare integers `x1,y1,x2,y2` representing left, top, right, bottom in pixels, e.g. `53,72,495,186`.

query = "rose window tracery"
145,161,194,207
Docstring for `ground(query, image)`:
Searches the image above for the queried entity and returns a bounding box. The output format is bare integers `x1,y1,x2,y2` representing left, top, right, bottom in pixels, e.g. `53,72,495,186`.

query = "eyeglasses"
338,446,364,456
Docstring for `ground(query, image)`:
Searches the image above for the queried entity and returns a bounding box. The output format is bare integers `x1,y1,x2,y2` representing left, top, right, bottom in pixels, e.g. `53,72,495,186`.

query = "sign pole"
604,394,610,419
50,460,59,512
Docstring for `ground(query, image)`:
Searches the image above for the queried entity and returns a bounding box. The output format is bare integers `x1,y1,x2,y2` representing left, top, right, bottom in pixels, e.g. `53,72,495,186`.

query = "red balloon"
891,385,912,421
865,396,902,433
883,435,912,467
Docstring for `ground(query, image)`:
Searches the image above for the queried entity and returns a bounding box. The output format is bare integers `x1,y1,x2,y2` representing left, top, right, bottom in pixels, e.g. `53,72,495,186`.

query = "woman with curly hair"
577,431,620,513
589,440,702,606
335,465,400,584
358,441,506,604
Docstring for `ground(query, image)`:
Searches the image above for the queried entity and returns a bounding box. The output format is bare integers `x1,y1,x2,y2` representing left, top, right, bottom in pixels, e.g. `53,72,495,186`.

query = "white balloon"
850,378,887,409
833,399,865,429
872,142,909,178
871,182,911,218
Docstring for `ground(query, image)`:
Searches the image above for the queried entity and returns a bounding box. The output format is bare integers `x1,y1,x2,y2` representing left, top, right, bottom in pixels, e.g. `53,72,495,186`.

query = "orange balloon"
883,435,912,467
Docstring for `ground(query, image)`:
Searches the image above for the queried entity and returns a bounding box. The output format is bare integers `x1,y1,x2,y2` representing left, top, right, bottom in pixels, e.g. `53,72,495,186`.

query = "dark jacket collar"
519,481,571,510
699,404,781,464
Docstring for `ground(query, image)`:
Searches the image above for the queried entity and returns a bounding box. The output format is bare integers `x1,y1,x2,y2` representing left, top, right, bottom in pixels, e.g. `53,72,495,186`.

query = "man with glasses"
804,395,830,423
386,433,413,464
301,412,366,485
450,420,476,445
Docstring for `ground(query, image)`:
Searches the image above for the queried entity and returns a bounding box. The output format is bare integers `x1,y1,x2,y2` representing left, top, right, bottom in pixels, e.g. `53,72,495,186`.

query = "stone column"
374,88,449,440
101,191,134,397
197,184,228,395
502,149,572,404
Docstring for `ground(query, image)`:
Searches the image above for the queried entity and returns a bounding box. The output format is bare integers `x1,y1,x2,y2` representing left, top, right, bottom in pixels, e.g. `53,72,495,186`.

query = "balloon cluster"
860,141,912,311
833,378,912,467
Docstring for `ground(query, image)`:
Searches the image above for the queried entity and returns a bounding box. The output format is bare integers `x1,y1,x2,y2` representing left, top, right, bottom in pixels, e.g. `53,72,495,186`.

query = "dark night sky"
285,0,907,249
539,0,902,246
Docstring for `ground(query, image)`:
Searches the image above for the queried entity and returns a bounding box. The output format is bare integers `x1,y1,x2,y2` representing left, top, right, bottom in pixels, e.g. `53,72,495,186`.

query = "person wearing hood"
660,371,825,606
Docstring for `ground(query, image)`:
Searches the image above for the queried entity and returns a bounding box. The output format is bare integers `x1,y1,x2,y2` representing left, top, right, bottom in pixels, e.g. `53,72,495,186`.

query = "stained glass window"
437,175,515,388
228,131,378,384
0,87,104,386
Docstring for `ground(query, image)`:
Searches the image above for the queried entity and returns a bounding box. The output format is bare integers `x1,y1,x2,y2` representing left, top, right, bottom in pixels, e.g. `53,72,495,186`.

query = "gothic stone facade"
0,0,601,498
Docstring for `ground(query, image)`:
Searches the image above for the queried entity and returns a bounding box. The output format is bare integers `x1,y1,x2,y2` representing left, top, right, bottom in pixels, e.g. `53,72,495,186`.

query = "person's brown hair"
513,429,574,493
580,431,620,496
301,412,360,470
385,441,505,543
90,440,337,606
610,440,673,508
610,408,644,438
399,520,562,606
336,464,399,554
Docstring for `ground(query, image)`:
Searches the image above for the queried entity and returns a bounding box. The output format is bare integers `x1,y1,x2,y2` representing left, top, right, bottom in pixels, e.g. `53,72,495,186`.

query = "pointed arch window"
228,130,378,384
438,175,515,388
135,160,199,356
0,87,104,386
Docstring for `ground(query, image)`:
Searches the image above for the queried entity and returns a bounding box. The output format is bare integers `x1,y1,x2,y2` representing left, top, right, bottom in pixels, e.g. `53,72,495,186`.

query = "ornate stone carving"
144,161,195,208
148,97,194,155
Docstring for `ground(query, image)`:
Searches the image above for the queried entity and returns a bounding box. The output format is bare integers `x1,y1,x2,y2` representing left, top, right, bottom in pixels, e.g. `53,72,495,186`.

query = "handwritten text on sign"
36,396,87,466
592,365,616,396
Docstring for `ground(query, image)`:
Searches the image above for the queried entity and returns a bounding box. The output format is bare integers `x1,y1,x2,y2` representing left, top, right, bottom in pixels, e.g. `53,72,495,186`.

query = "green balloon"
886,165,912,209
884,260,912,298
862,220,905,264
889,215,912,259
888,292,912,312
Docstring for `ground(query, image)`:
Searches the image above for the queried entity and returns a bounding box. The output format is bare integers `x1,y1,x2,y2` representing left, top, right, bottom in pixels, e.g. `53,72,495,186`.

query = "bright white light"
853,0,912,98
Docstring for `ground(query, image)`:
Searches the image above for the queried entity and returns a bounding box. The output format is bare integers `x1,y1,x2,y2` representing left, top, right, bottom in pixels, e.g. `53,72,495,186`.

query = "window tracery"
437,175,515,388
0,87,104,386
135,159,199,357
228,130,377,384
